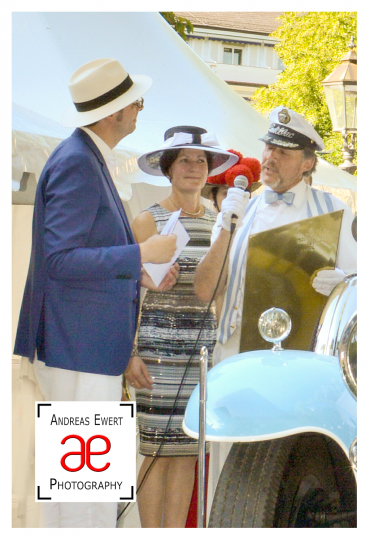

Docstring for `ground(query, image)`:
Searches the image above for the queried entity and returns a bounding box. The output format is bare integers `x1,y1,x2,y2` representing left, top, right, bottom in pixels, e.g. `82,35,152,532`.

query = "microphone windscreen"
234,175,249,190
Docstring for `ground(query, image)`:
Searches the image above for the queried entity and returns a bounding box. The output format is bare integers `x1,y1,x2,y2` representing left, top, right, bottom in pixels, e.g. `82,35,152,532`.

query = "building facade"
175,11,284,100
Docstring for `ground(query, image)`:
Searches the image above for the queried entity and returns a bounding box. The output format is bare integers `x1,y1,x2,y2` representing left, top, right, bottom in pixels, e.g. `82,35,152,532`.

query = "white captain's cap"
259,106,324,151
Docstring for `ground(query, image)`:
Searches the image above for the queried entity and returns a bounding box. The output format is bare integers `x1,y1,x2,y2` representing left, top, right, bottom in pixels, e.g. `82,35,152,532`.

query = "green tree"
160,12,194,41
252,12,357,168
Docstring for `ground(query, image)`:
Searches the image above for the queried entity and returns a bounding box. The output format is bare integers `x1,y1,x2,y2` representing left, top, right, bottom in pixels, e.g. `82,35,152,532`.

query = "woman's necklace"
169,197,202,216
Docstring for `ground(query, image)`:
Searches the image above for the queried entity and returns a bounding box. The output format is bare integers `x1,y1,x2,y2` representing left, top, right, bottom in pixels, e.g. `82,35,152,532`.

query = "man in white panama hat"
14,58,178,528
193,107,357,506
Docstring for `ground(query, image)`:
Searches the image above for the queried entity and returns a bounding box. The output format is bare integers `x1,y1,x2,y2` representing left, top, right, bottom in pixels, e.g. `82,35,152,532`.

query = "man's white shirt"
80,127,119,179
212,179,357,336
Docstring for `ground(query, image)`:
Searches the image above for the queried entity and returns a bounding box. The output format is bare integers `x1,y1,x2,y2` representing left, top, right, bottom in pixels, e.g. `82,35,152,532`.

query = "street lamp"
322,37,357,174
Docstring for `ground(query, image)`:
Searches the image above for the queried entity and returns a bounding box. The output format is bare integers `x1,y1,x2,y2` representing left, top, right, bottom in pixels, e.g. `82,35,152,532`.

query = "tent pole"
197,346,208,528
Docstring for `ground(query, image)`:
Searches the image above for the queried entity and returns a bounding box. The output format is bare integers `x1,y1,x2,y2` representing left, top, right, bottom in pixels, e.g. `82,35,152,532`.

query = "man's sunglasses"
132,97,144,110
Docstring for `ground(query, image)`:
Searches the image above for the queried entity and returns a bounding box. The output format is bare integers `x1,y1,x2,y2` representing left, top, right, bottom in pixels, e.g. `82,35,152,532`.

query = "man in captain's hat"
194,106,357,506
14,58,178,528
195,106,357,362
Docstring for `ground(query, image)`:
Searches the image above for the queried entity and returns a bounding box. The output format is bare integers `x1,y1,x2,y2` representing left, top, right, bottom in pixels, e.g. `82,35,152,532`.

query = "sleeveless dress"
136,203,217,457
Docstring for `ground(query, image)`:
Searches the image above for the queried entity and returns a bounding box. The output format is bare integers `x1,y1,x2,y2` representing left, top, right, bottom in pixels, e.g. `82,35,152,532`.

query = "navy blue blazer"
14,128,142,376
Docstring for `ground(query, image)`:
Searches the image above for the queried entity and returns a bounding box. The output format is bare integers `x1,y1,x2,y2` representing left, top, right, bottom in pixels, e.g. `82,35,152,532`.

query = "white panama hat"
137,126,239,177
61,58,152,128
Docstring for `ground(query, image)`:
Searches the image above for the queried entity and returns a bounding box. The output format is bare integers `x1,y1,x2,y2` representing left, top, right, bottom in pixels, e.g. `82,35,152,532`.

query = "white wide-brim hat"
61,58,152,128
137,126,239,177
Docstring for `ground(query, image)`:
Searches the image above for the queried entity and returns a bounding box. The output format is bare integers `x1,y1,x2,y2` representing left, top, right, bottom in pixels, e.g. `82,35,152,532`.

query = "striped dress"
136,203,217,457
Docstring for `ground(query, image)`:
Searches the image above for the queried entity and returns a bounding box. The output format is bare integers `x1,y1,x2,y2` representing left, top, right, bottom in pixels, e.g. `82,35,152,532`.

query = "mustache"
261,161,279,173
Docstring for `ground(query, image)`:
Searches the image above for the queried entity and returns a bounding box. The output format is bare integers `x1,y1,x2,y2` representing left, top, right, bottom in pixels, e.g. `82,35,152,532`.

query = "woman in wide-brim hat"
125,126,237,528
137,125,238,177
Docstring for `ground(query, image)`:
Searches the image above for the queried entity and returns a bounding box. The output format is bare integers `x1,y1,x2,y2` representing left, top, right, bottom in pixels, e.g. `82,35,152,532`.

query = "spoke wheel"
208,434,356,528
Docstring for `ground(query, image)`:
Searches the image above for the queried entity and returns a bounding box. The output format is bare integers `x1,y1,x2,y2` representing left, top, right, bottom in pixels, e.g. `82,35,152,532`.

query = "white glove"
221,188,250,231
312,268,346,296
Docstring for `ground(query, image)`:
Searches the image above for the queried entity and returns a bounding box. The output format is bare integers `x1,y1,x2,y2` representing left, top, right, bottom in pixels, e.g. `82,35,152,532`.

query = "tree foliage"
160,12,194,41
252,12,357,167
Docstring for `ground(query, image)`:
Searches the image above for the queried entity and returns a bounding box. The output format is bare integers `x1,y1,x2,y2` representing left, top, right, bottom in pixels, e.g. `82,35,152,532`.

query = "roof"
174,12,284,35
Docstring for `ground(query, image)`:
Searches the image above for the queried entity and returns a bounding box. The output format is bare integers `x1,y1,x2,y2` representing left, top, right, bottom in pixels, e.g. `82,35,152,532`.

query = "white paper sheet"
143,210,190,288
161,209,182,235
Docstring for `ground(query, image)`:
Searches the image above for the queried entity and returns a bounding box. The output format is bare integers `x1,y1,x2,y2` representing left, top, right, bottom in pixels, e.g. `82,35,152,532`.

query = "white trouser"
33,358,122,528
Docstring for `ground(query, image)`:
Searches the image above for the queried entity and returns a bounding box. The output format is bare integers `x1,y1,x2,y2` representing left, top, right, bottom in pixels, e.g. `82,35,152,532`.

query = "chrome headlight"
338,311,357,399
258,308,292,351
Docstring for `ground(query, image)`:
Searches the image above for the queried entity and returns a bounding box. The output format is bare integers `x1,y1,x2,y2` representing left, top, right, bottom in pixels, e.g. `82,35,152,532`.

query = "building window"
234,49,242,65
223,47,232,64
223,47,242,65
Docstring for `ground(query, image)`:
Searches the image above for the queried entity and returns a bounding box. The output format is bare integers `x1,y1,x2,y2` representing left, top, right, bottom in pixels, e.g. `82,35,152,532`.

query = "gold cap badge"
278,109,291,124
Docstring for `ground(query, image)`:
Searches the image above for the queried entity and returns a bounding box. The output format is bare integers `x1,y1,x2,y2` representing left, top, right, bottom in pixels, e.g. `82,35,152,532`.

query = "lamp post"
322,37,357,174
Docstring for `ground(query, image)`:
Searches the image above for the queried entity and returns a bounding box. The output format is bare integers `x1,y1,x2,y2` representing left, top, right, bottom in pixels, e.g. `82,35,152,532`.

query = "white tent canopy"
12,12,357,198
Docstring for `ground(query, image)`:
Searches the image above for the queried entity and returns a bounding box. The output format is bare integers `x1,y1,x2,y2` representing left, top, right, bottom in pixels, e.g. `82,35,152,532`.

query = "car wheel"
208,434,356,528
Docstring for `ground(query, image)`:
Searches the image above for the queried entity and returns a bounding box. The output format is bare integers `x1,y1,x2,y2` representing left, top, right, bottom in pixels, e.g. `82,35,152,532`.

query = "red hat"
201,149,261,198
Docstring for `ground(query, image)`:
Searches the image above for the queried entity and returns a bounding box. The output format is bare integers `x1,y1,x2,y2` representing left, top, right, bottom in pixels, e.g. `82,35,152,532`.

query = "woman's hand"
158,263,179,291
141,263,179,291
125,356,153,390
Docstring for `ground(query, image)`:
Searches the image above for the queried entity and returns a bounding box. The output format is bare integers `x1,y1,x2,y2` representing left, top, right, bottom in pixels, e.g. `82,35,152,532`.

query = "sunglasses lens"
132,98,144,110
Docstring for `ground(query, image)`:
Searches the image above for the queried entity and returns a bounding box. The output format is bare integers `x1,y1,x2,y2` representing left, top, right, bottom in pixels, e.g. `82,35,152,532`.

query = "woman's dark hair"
210,186,221,212
159,149,214,180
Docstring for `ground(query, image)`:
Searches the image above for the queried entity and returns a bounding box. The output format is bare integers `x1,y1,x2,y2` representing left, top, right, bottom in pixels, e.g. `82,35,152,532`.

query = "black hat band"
74,75,134,113
164,126,207,141
268,123,317,149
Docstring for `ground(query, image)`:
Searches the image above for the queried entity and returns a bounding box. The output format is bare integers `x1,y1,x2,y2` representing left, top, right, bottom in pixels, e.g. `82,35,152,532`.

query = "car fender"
183,349,356,456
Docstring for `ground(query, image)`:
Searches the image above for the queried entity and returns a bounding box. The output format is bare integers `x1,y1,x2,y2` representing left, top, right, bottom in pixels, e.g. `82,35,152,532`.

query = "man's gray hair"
302,147,318,178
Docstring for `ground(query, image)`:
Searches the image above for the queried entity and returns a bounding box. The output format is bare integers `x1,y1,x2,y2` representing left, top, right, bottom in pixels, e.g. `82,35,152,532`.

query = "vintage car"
183,273,357,528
